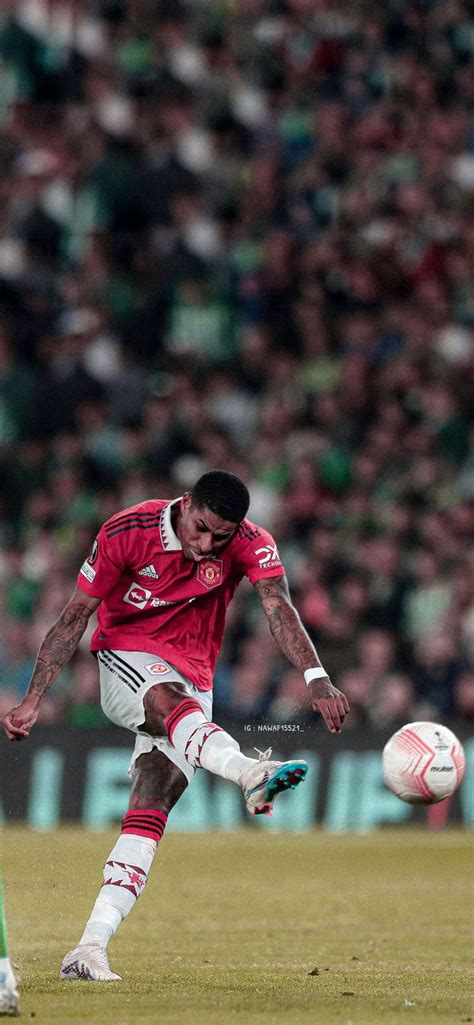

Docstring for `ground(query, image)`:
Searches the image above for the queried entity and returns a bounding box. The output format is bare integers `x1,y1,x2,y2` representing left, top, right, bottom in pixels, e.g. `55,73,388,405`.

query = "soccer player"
0,876,19,1016
2,471,349,981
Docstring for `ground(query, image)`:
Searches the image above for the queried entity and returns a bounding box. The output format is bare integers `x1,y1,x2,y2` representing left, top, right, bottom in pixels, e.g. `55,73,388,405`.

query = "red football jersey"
77,498,285,691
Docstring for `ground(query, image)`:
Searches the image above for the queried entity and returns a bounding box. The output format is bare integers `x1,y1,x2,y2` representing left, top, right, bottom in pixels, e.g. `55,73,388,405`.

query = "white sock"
78,827,159,947
0,956,17,989
165,702,255,784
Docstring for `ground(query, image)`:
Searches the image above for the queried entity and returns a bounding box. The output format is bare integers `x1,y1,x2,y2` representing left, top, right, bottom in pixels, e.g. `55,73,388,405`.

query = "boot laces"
87,944,111,971
254,747,272,761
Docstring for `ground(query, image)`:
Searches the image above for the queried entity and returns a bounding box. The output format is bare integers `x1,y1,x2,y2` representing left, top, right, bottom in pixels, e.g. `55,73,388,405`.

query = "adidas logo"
138,563,160,579
247,773,269,796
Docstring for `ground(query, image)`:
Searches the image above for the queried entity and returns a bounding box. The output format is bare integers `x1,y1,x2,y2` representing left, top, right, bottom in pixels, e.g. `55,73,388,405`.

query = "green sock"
0,876,10,959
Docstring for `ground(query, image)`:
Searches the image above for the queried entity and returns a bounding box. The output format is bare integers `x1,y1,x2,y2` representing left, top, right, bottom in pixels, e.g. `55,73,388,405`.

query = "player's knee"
142,680,190,734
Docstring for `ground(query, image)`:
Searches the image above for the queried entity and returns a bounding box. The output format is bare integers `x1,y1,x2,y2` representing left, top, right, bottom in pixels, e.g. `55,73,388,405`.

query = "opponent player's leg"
60,750,186,982
0,875,19,1016
143,682,308,817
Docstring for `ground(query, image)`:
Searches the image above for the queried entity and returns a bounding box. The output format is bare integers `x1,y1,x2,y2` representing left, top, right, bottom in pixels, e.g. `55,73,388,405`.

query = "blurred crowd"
0,0,473,733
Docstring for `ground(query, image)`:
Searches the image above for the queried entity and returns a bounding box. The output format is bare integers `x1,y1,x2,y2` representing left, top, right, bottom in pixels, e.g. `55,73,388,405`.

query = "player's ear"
181,492,192,514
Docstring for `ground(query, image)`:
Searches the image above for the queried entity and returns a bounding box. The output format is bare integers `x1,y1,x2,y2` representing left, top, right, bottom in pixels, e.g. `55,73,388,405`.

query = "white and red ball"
383,721,465,805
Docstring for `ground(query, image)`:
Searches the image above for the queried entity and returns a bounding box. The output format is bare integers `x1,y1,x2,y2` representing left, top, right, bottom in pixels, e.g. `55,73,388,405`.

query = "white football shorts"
96,649,213,784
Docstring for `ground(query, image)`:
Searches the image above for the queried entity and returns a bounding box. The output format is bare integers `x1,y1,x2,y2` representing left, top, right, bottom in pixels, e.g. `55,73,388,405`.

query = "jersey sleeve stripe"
105,519,162,538
105,514,161,532
105,511,162,530
238,524,261,540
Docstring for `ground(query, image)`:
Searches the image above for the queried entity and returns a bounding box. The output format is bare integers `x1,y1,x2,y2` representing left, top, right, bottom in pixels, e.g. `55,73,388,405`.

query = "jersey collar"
160,498,183,551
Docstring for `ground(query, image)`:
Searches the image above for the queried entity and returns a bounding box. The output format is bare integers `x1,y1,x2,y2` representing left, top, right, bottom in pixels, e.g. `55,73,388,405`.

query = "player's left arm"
254,574,350,733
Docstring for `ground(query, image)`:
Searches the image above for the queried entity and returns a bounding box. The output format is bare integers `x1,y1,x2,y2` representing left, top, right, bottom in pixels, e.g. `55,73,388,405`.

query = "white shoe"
60,943,122,982
240,747,308,816
0,960,19,1016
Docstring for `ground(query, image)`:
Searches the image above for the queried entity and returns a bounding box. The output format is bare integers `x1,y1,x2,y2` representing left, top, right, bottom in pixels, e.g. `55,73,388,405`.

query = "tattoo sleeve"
26,597,95,701
254,576,320,673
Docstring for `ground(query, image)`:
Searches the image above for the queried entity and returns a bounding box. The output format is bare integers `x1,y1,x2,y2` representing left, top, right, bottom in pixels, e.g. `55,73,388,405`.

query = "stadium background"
0,0,473,829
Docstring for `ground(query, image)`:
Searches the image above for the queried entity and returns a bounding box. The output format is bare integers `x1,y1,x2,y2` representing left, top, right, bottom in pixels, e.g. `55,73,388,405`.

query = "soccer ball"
382,721,465,805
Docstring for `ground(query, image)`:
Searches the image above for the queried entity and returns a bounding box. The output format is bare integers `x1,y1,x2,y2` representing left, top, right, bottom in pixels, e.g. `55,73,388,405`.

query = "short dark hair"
190,470,250,524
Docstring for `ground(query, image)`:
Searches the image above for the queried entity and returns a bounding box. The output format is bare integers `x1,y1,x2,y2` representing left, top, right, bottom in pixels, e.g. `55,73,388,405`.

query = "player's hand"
1,696,40,741
308,677,350,733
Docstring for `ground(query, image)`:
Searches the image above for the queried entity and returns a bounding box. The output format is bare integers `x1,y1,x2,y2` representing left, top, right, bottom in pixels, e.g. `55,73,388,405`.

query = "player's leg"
143,682,308,816
79,748,187,947
101,644,307,811
60,750,186,982
143,679,256,780
97,649,307,813
0,875,19,1016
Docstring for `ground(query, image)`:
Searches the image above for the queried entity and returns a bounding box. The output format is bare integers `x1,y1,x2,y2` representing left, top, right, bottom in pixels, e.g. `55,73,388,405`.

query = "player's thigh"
129,747,188,813
141,679,190,735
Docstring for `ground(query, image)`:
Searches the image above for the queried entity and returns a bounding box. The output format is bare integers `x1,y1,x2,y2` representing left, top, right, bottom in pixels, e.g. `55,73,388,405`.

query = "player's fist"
1,696,40,741
308,677,350,733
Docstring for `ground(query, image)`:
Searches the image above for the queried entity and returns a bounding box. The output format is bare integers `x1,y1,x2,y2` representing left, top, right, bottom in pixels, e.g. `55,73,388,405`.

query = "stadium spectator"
370,673,416,732
0,0,472,728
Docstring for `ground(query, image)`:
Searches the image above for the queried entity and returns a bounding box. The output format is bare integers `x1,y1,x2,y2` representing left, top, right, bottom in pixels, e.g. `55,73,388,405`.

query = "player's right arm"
2,509,131,741
1,587,100,742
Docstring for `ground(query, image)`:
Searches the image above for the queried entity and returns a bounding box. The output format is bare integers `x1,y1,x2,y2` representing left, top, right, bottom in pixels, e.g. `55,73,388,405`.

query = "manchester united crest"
197,559,223,589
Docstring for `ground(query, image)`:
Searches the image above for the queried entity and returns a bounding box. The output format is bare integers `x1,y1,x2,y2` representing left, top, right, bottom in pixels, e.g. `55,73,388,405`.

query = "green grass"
2,827,473,1025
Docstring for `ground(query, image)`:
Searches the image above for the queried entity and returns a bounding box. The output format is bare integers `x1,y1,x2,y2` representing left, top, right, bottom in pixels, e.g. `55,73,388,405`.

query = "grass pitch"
2,826,472,1025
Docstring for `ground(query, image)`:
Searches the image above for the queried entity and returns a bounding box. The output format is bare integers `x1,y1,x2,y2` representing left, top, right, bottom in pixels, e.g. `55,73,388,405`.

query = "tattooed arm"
254,575,349,733
2,587,101,741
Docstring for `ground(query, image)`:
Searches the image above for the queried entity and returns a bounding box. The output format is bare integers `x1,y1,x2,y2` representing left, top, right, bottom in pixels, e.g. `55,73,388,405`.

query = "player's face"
177,496,238,561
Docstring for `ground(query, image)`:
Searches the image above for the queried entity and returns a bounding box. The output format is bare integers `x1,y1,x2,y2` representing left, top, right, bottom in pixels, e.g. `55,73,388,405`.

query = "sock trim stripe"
121,823,165,839
122,809,168,824
103,881,137,895
105,860,145,874
183,722,214,745
122,826,164,840
122,817,166,831
183,722,212,758
165,699,204,744
121,809,168,841
191,725,224,767
165,698,203,731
